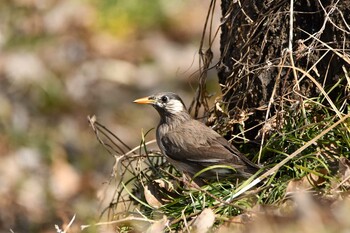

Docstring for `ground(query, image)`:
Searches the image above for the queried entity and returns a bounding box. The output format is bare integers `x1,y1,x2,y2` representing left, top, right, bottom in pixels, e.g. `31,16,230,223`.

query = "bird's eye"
161,96,168,103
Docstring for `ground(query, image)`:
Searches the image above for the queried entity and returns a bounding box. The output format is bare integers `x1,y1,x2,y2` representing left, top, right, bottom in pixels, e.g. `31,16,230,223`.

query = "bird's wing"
160,120,256,170
215,137,261,169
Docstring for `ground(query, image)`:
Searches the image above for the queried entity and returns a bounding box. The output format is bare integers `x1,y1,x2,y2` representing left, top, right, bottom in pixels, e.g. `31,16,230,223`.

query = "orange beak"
133,96,155,104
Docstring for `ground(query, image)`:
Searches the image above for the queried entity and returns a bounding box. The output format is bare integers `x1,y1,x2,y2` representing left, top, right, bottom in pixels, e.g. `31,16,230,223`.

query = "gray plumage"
134,92,259,179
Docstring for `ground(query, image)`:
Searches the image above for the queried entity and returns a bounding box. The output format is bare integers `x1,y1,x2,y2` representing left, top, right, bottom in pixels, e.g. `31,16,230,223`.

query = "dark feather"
158,119,259,178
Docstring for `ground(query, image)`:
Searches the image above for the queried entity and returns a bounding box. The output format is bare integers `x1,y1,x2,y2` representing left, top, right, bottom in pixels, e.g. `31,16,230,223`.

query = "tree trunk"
217,0,349,141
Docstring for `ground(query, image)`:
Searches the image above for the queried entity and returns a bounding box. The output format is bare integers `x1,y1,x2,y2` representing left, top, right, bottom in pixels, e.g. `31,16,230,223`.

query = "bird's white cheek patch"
167,100,185,113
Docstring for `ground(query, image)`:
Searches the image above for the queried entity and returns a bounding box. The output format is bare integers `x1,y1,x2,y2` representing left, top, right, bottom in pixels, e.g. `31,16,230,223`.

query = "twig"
81,216,155,231
258,53,287,163
55,214,76,233
288,0,294,51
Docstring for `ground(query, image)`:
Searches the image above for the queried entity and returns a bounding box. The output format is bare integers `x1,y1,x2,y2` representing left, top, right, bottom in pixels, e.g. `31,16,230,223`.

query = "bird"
134,92,260,180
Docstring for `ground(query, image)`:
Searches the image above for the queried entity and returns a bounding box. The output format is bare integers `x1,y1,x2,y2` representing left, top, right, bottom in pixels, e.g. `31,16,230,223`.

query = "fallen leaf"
192,208,215,233
154,178,176,192
146,215,168,233
286,169,328,195
338,157,350,188
144,183,163,209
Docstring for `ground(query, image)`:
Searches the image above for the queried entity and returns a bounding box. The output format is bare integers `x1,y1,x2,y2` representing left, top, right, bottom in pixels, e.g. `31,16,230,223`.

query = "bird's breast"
156,122,184,155
156,123,169,154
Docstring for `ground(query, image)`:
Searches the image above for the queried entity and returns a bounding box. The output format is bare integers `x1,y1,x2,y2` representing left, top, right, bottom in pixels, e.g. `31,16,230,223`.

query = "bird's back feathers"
157,118,259,178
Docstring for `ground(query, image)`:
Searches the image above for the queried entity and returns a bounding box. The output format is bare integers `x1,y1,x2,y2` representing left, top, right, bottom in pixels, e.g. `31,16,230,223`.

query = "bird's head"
134,92,189,120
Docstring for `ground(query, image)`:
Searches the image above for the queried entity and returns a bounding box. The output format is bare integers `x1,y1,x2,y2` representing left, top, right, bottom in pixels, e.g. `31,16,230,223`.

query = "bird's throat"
159,111,191,126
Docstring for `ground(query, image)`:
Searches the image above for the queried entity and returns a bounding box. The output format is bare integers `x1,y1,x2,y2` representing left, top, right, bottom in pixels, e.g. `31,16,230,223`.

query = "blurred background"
0,0,221,232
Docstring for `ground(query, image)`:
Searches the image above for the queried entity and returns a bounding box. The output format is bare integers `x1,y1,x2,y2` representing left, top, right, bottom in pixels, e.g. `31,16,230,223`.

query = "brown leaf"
286,178,311,194
146,215,168,233
286,169,327,195
216,210,256,233
307,169,327,187
338,157,350,188
192,208,215,233
144,183,163,209
154,178,176,192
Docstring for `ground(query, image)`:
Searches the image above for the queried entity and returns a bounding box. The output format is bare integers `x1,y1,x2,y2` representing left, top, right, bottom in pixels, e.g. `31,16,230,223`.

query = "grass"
86,78,350,231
